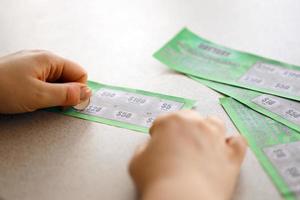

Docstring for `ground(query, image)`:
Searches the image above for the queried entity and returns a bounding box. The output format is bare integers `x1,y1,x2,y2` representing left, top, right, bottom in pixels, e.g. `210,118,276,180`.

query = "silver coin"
73,98,90,111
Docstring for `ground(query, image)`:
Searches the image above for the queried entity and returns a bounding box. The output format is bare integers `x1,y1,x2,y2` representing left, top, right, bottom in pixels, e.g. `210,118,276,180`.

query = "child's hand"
0,50,91,113
129,110,247,200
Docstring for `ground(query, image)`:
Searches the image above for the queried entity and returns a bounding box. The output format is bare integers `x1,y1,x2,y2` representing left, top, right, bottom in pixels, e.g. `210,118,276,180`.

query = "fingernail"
80,86,92,101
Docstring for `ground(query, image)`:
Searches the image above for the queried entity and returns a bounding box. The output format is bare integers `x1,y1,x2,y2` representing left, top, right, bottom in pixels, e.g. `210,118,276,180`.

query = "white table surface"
1,0,300,199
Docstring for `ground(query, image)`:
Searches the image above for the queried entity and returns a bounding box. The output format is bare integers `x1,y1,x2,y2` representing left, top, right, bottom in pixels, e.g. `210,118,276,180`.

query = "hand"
129,110,247,200
0,50,92,114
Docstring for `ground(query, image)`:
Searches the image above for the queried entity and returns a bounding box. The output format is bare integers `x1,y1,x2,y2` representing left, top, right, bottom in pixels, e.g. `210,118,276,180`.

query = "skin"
129,111,247,200
0,50,92,113
0,50,247,200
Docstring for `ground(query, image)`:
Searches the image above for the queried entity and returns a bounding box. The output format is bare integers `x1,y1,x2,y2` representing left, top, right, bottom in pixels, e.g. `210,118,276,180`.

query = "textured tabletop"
1,0,300,199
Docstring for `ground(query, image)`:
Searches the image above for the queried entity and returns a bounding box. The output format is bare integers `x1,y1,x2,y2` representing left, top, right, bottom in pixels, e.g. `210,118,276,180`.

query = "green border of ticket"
48,80,196,133
154,28,300,101
220,97,296,200
190,76,300,133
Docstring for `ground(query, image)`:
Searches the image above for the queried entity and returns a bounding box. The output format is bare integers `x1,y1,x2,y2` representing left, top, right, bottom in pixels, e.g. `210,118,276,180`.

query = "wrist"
141,174,221,200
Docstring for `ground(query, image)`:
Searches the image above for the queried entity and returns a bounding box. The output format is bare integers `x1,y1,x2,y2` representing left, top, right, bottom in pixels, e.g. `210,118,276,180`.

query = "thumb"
132,141,150,160
226,135,248,164
129,140,150,176
38,82,92,108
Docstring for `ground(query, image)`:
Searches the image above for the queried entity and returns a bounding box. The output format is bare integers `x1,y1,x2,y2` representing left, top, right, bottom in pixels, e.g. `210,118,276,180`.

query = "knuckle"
153,110,204,128
154,112,185,127
195,119,223,137
195,122,206,132
15,49,50,57
150,110,205,137
195,119,210,131
16,49,28,54
166,112,186,122
208,125,221,135
79,71,88,82
207,116,226,130
34,50,53,63
216,119,225,127
30,49,46,53
207,116,224,125
150,112,186,135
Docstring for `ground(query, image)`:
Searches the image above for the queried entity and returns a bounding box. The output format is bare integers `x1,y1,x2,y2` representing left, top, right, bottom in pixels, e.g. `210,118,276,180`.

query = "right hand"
129,110,247,200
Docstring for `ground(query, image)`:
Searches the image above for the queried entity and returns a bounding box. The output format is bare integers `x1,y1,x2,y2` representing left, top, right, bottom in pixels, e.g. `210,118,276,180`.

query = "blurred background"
1,0,300,86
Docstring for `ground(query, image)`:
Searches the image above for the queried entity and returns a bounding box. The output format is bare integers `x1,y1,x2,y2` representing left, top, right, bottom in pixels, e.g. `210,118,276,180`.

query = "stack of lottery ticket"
154,28,300,200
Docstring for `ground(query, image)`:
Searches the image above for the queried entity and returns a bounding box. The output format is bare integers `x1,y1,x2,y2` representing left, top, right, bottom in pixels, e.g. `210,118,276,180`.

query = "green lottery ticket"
190,76,300,133
221,97,300,200
50,80,196,133
154,28,300,101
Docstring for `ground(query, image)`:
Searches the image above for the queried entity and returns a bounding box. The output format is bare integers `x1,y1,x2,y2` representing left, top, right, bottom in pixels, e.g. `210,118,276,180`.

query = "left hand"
0,50,92,114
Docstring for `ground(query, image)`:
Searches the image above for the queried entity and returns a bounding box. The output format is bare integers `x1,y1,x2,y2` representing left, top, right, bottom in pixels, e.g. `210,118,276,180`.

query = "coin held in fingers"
73,98,90,111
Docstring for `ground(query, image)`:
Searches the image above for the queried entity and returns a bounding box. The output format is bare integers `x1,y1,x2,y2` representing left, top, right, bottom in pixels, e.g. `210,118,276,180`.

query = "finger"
40,52,88,83
205,116,226,133
149,110,203,137
128,141,150,178
58,57,88,83
37,81,92,108
131,141,150,161
226,135,248,164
